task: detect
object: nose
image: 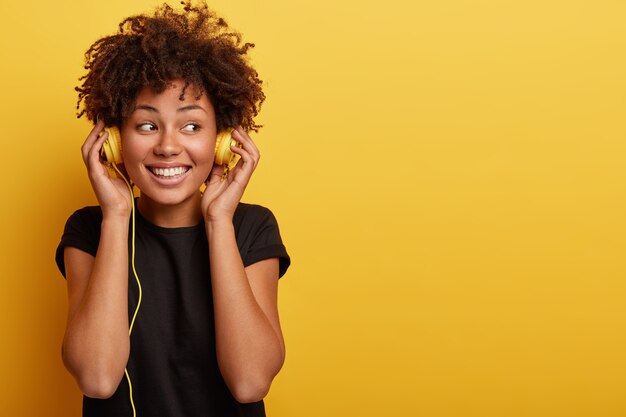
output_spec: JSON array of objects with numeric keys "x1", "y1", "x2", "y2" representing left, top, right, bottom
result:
[{"x1": 153, "y1": 129, "x2": 182, "y2": 157}]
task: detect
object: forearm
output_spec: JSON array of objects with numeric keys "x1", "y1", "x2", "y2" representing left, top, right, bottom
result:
[
  {"x1": 63, "y1": 216, "x2": 131, "y2": 397},
  {"x1": 207, "y1": 219, "x2": 284, "y2": 402}
]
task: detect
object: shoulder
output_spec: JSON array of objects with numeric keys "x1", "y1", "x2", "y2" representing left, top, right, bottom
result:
[
  {"x1": 233, "y1": 202, "x2": 281, "y2": 240},
  {"x1": 63, "y1": 205, "x2": 104, "y2": 243},
  {"x1": 232, "y1": 203, "x2": 291, "y2": 277},
  {"x1": 66, "y1": 205, "x2": 103, "y2": 227},
  {"x1": 234, "y1": 202, "x2": 276, "y2": 225},
  {"x1": 55, "y1": 205, "x2": 103, "y2": 277}
]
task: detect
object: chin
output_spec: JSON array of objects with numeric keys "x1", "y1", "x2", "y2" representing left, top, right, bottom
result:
[{"x1": 138, "y1": 187, "x2": 202, "y2": 207}]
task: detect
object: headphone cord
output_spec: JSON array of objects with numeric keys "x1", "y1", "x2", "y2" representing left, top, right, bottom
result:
[{"x1": 111, "y1": 163, "x2": 142, "y2": 417}]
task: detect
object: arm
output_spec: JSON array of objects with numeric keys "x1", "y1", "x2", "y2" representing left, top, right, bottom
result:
[
  {"x1": 201, "y1": 127, "x2": 285, "y2": 403},
  {"x1": 207, "y1": 222, "x2": 285, "y2": 403},
  {"x1": 62, "y1": 121, "x2": 133, "y2": 398},
  {"x1": 63, "y1": 217, "x2": 130, "y2": 398}
]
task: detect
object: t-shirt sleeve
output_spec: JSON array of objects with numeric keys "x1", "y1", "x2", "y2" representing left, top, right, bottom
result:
[
  {"x1": 234, "y1": 204, "x2": 291, "y2": 278},
  {"x1": 55, "y1": 206, "x2": 103, "y2": 278}
]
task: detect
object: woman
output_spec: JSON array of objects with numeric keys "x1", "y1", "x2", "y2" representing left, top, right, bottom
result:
[{"x1": 55, "y1": 2, "x2": 290, "y2": 416}]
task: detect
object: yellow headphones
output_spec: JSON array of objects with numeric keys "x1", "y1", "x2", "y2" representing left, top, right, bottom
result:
[{"x1": 100, "y1": 126, "x2": 241, "y2": 173}]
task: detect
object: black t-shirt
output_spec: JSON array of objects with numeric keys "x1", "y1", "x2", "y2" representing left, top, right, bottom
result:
[{"x1": 55, "y1": 202, "x2": 290, "y2": 417}]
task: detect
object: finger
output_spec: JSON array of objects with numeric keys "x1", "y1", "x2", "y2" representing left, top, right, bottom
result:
[
  {"x1": 229, "y1": 142, "x2": 257, "y2": 172},
  {"x1": 227, "y1": 147, "x2": 254, "y2": 188},
  {"x1": 81, "y1": 119, "x2": 106, "y2": 162},
  {"x1": 87, "y1": 129, "x2": 109, "y2": 170},
  {"x1": 232, "y1": 127, "x2": 260, "y2": 160},
  {"x1": 232, "y1": 126, "x2": 258, "y2": 153},
  {"x1": 206, "y1": 164, "x2": 225, "y2": 185}
]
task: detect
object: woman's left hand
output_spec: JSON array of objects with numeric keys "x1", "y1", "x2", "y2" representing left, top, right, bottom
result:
[{"x1": 201, "y1": 126, "x2": 260, "y2": 222}]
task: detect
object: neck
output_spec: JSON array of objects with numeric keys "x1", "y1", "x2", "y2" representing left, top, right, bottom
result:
[{"x1": 136, "y1": 192, "x2": 203, "y2": 228}]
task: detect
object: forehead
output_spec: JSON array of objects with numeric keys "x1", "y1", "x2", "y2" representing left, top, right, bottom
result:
[{"x1": 133, "y1": 80, "x2": 213, "y2": 111}]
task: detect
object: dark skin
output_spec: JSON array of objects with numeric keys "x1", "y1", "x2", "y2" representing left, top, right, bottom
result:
[
  {"x1": 64, "y1": 81, "x2": 283, "y2": 402},
  {"x1": 65, "y1": 1, "x2": 282, "y2": 402}
]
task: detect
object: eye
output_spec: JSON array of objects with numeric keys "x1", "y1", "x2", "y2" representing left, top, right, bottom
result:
[
  {"x1": 137, "y1": 122, "x2": 157, "y2": 132},
  {"x1": 182, "y1": 123, "x2": 201, "y2": 132}
]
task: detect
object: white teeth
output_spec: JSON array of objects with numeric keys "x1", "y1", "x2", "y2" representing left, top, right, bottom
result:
[{"x1": 151, "y1": 167, "x2": 188, "y2": 177}]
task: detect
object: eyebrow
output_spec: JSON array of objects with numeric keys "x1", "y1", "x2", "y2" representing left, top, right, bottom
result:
[{"x1": 133, "y1": 104, "x2": 207, "y2": 113}]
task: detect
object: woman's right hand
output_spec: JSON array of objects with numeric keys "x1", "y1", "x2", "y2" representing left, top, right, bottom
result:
[{"x1": 81, "y1": 120, "x2": 133, "y2": 218}]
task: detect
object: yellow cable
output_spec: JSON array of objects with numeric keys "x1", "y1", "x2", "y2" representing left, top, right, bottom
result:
[
  {"x1": 111, "y1": 163, "x2": 142, "y2": 417},
  {"x1": 124, "y1": 368, "x2": 136, "y2": 417}
]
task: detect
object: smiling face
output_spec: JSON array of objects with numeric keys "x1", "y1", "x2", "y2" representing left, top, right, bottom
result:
[{"x1": 120, "y1": 79, "x2": 217, "y2": 226}]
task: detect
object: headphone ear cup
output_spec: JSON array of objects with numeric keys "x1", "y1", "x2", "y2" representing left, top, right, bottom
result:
[
  {"x1": 101, "y1": 127, "x2": 123, "y2": 165},
  {"x1": 214, "y1": 130, "x2": 241, "y2": 171}
]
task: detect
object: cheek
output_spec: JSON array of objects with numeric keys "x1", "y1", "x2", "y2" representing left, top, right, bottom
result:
[
  {"x1": 190, "y1": 147, "x2": 215, "y2": 184},
  {"x1": 192, "y1": 141, "x2": 216, "y2": 166},
  {"x1": 120, "y1": 142, "x2": 149, "y2": 179}
]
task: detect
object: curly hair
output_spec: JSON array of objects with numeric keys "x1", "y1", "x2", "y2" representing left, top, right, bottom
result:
[{"x1": 75, "y1": 1, "x2": 265, "y2": 132}]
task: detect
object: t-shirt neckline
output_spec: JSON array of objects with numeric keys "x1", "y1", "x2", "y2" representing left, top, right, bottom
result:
[{"x1": 133, "y1": 199, "x2": 205, "y2": 235}]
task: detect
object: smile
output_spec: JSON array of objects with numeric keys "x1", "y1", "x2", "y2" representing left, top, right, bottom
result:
[{"x1": 148, "y1": 166, "x2": 190, "y2": 179}]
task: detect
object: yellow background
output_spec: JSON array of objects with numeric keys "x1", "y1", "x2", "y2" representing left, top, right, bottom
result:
[{"x1": 1, "y1": 0, "x2": 625, "y2": 416}]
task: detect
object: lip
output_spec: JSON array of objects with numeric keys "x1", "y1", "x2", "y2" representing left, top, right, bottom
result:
[{"x1": 145, "y1": 164, "x2": 192, "y2": 186}]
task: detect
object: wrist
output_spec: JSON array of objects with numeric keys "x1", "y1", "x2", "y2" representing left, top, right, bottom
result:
[
  {"x1": 101, "y1": 211, "x2": 131, "y2": 225},
  {"x1": 101, "y1": 200, "x2": 133, "y2": 220},
  {"x1": 203, "y1": 209, "x2": 233, "y2": 225},
  {"x1": 205, "y1": 217, "x2": 234, "y2": 234}
]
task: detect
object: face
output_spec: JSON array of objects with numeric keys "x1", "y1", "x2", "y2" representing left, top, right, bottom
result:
[{"x1": 120, "y1": 79, "x2": 216, "y2": 219}]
